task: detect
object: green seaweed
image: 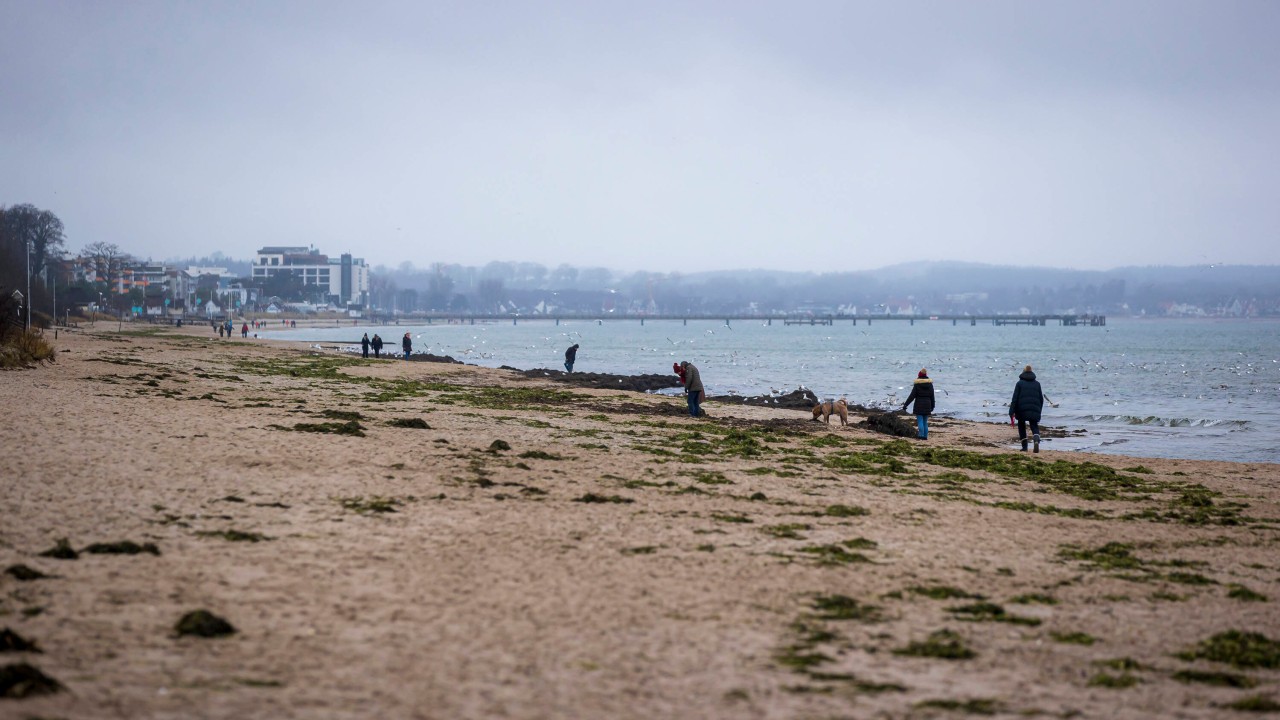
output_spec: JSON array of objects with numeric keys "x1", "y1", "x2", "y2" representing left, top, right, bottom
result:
[
  {"x1": 1170, "y1": 669, "x2": 1256, "y2": 688},
  {"x1": 915, "y1": 698, "x2": 1001, "y2": 715},
  {"x1": 1177, "y1": 631, "x2": 1280, "y2": 669},
  {"x1": 893, "y1": 629, "x2": 975, "y2": 660},
  {"x1": 948, "y1": 602, "x2": 1041, "y2": 626},
  {"x1": 908, "y1": 585, "x2": 985, "y2": 600},
  {"x1": 811, "y1": 594, "x2": 881, "y2": 622},
  {"x1": 196, "y1": 529, "x2": 270, "y2": 542},
  {"x1": 1050, "y1": 631, "x2": 1096, "y2": 645},
  {"x1": 338, "y1": 496, "x2": 402, "y2": 513},
  {"x1": 762, "y1": 524, "x2": 810, "y2": 539},
  {"x1": 1009, "y1": 593, "x2": 1057, "y2": 605},
  {"x1": 1227, "y1": 585, "x2": 1268, "y2": 602},
  {"x1": 799, "y1": 544, "x2": 871, "y2": 566},
  {"x1": 277, "y1": 420, "x2": 366, "y2": 437},
  {"x1": 824, "y1": 504, "x2": 870, "y2": 518},
  {"x1": 1227, "y1": 695, "x2": 1280, "y2": 712}
]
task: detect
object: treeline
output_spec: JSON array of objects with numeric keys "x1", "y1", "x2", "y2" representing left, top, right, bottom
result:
[
  {"x1": 369, "y1": 260, "x2": 1280, "y2": 316},
  {"x1": 0, "y1": 204, "x2": 66, "y2": 326}
]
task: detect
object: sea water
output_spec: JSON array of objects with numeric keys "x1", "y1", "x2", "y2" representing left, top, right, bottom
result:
[{"x1": 262, "y1": 318, "x2": 1280, "y2": 463}]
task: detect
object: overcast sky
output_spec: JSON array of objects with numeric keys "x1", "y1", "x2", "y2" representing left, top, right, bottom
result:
[{"x1": 3, "y1": 1, "x2": 1278, "y2": 273}]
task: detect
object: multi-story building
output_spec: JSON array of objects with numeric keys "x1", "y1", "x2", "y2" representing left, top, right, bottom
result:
[{"x1": 251, "y1": 246, "x2": 368, "y2": 307}]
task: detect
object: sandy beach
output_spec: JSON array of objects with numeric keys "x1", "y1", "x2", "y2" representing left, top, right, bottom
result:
[{"x1": 2, "y1": 325, "x2": 1278, "y2": 719}]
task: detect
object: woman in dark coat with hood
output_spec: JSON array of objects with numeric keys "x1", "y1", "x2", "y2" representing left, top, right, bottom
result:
[
  {"x1": 902, "y1": 369, "x2": 935, "y2": 440},
  {"x1": 1010, "y1": 364, "x2": 1046, "y2": 452}
]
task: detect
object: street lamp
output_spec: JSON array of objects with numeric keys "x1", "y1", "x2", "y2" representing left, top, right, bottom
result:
[{"x1": 25, "y1": 232, "x2": 31, "y2": 330}]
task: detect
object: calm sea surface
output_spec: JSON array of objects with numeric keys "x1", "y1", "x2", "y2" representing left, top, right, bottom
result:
[{"x1": 262, "y1": 318, "x2": 1280, "y2": 463}]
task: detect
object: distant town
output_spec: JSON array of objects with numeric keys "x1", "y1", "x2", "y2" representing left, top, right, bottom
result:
[{"x1": 4, "y1": 203, "x2": 1279, "y2": 326}]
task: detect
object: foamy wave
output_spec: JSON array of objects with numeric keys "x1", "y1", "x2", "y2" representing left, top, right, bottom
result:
[{"x1": 1079, "y1": 414, "x2": 1250, "y2": 429}]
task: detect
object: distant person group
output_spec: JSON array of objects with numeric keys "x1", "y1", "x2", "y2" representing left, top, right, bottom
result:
[
  {"x1": 351, "y1": 334, "x2": 1056, "y2": 448},
  {"x1": 899, "y1": 364, "x2": 1056, "y2": 451}
]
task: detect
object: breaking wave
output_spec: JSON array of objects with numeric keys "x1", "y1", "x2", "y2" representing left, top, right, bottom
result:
[{"x1": 1077, "y1": 414, "x2": 1250, "y2": 429}]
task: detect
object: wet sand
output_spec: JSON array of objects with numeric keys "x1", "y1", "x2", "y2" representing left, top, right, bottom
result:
[{"x1": 1, "y1": 325, "x2": 1278, "y2": 718}]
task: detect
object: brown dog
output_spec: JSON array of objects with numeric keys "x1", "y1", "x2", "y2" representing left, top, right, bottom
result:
[{"x1": 811, "y1": 398, "x2": 848, "y2": 426}]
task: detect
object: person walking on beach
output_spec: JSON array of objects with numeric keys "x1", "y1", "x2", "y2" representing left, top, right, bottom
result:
[
  {"x1": 361, "y1": 333, "x2": 370, "y2": 358},
  {"x1": 241, "y1": 323, "x2": 249, "y2": 338},
  {"x1": 564, "y1": 344, "x2": 579, "y2": 373},
  {"x1": 371, "y1": 333, "x2": 383, "y2": 358},
  {"x1": 902, "y1": 368, "x2": 935, "y2": 440},
  {"x1": 1010, "y1": 364, "x2": 1048, "y2": 452},
  {"x1": 402, "y1": 332, "x2": 413, "y2": 359},
  {"x1": 679, "y1": 360, "x2": 703, "y2": 418}
]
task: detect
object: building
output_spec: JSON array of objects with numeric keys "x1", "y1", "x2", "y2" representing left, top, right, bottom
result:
[{"x1": 252, "y1": 246, "x2": 368, "y2": 306}]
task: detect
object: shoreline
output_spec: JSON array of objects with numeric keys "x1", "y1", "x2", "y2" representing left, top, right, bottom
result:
[{"x1": 2, "y1": 325, "x2": 1278, "y2": 718}]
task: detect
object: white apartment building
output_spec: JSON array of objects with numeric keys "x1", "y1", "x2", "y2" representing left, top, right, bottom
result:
[{"x1": 252, "y1": 246, "x2": 369, "y2": 306}]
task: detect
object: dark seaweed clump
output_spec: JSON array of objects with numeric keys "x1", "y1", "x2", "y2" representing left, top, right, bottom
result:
[
  {"x1": 3, "y1": 565, "x2": 47, "y2": 581},
  {"x1": 38, "y1": 538, "x2": 78, "y2": 560},
  {"x1": 573, "y1": 493, "x2": 634, "y2": 504},
  {"x1": 0, "y1": 662, "x2": 63, "y2": 697},
  {"x1": 83, "y1": 540, "x2": 161, "y2": 556},
  {"x1": 175, "y1": 610, "x2": 236, "y2": 638},
  {"x1": 0, "y1": 628, "x2": 41, "y2": 653},
  {"x1": 388, "y1": 417, "x2": 430, "y2": 429}
]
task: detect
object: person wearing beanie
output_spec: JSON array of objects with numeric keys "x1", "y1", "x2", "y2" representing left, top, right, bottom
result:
[
  {"x1": 564, "y1": 343, "x2": 580, "y2": 373},
  {"x1": 1010, "y1": 364, "x2": 1047, "y2": 452},
  {"x1": 901, "y1": 368, "x2": 935, "y2": 440}
]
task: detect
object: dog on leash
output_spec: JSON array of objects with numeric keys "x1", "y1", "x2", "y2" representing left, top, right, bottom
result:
[{"x1": 811, "y1": 398, "x2": 849, "y2": 426}]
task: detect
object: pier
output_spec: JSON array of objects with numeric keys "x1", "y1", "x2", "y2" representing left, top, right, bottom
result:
[{"x1": 405, "y1": 313, "x2": 1106, "y2": 327}]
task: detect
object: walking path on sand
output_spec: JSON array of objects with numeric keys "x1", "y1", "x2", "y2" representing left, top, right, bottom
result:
[{"x1": 2, "y1": 325, "x2": 1278, "y2": 718}]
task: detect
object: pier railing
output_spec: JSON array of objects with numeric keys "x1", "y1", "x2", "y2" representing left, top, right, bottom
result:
[{"x1": 396, "y1": 313, "x2": 1106, "y2": 327}]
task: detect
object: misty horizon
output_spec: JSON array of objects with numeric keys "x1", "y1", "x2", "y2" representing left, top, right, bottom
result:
[{"x1": 4, "y1": 2, "x2": 1278, "y2": 273}]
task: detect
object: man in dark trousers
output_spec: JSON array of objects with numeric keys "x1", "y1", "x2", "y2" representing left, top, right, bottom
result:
[
  {"x1": 361, "y1": 333, "x2": 370, "y2": 358},
  {"x1": 564, "y1": 344, "x2": 579, "y2": 373},
  {"x1": 371, "y1": 334, "x2": 383, "y2": 358},
  {"x1": 1010, "y1": 364, "x2": 1047, "y2": 452},
  {"x1": 902, "y1": 368, "x2": 935, "y2": 440}
]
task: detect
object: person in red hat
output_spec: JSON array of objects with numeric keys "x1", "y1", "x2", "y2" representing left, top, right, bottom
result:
[{"x1": 901, "y1": 368, "x2": 935, "y2": 440}]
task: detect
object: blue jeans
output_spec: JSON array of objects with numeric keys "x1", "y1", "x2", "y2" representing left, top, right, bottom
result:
[
  {"x1": 565, "y1": 361, "x2": 574, "y2": 373},
  {"x1": 916, "y1": 415, "x2": 928, "y2": 439},
  {"x1": 687, "y1": 390, "x2": 702, "y2": 418}
]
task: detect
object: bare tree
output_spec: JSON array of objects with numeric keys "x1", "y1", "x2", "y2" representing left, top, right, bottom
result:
[{"x1": 82, "y1": 241, "x2": 130, "y2": 291}]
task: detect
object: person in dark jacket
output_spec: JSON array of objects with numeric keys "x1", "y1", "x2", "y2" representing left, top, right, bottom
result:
[
  {"x1": 679, "y1": 360, "x2": 703, "y2": 418},
  {"x1": 361, "y1": 333, "x2": 370, "y2": 358},
  {"x1": 401, "y1": 332, "x2": 413, "y2": 359},
  {"x1": 902, "y1": 368, "x2": 935, "y2": 440},
  {"x1": 371, "y1": 334, "x2": 383, "y2": 358},
  {"x1": 564, "y1": 344, "x2": 579, "y2": 373},
  {"x1": 1010, "y1": 364, "x2": 1046, "y2": 452}
]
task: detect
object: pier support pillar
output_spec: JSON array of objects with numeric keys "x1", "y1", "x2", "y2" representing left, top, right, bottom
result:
[
  {"x1": 910, "y1": 318, "x2": 914, "y2": 326},
  {"x1": 683, "y1": 318, "x2": 687, "y2": 326},
  {"x1": 556, "y1": 318, "x2": 560, "y2": 326},
  {"x1": 641, "y1": 318, "x2": 644, "y2": 326},
  {"x1": 513, "y1": 317, "x2": 517, "y2": 325}
]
